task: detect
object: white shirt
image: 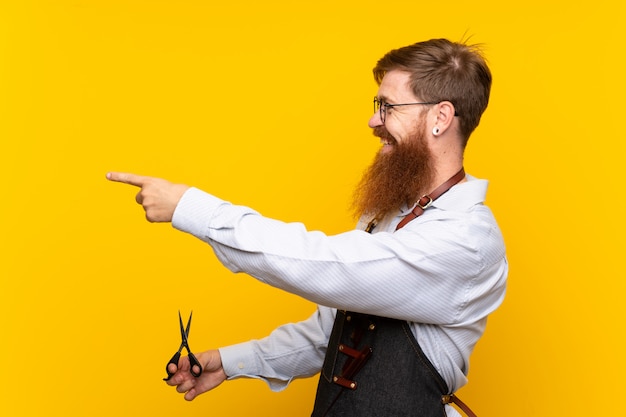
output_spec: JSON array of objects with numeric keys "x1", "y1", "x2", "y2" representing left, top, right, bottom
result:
[{"x1": 172, "y1": 175, "x2": 508, "y2": 408}]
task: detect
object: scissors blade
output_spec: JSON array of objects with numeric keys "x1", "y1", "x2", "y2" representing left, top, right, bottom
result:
[
  {"x1": 186, "y1": 311, "x2": 193, "y2": 338},
  {"x1": 178, "y1": 310, "x2": 192, "y2": 345}
]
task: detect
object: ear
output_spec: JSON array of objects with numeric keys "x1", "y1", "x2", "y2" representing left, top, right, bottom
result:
[{"x1": 430, "y1": 101, "x2": 456, "y2": 136}]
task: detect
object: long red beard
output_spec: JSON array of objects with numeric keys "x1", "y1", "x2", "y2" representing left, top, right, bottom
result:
[{"x1": 352, "y1": 124, "x2": 434, "y2": 220}]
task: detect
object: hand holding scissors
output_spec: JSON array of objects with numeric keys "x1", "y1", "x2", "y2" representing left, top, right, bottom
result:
[{"x1": 164, "y1": 311, "x2": 203, "y2": 381}]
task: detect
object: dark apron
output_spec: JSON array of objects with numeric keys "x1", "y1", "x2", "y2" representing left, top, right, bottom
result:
[
  {"x1": 312, "y1": 170, "x2": 473, "y2": 416},
  {"x1": 311, "y1": 310, "x2": 450, "y2": 417}
]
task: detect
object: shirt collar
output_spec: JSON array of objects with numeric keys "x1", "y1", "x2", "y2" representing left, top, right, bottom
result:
[{"x1": 399, "y1": 174, "x2": 488, "y2": 215}]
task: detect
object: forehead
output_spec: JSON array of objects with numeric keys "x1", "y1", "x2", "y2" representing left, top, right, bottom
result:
[{"x1": 377, "y1": 70, "x2": 417, "y2": 101}]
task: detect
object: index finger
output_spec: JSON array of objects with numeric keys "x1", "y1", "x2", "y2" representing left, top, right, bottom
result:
[{"x1": 106, "y1": 172, "x2": 148, "y2": 187}]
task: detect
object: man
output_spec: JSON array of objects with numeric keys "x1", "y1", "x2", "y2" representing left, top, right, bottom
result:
[{"x1": 108, "y1": 38, "x2": 507, "y2": 416}]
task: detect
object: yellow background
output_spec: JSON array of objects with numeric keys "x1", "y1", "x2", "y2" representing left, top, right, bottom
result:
[{"x1": 1, "y1": 1, "x2": 624, "y2": 416}]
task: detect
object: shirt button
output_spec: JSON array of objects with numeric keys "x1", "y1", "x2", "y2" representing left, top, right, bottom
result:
[{"x1": 238, "y1": 362, "x2": 245, "y2": 369}]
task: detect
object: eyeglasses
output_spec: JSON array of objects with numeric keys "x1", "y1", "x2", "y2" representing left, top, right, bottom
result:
[{"x1": 373, "y1": 97, "x2": 458, "y2": 123}]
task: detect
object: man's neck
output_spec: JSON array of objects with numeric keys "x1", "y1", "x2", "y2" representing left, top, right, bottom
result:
[{"x1": 428, "y1": 162, "x2": 465, "y2": 194}]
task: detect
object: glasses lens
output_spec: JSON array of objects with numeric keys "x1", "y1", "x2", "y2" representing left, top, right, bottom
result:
[{"x1": 374, "y1": 98, "x2": 385, "y2": 123}]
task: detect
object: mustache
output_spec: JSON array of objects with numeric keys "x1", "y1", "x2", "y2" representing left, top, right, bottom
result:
[{"x1": 373, "y1": 126, "x2": 394, "y2": 141}]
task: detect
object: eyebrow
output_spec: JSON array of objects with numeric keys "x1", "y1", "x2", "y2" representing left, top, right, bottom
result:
[{"x1": 377, "y1": 94, "x2": 406, "y2": 105}]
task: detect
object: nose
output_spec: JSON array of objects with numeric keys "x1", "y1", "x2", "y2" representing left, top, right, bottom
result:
[{"x1": 368, "y1": 111, "x2": 383, "y2": 128}]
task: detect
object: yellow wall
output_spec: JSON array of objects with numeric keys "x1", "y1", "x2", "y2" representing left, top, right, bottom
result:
[{"x1": 1, "y1": 1, "x2": 624, "y2": 415}]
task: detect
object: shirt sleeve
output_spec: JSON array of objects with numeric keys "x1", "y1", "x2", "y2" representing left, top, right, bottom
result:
[
  {"x1": 218, "y1": 305, "x2": 335, "y2": 391},
  {"x1": 172, "y1": 186, "x2": 507, "y2": 327}
]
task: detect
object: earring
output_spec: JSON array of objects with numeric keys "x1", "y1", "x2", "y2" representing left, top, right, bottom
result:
[{"x1": 432, "y1": 126, "x2": 440, "y2": 136}]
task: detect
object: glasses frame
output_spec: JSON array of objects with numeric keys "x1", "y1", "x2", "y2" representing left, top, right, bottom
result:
[{"x1": 373, "y1": 97, "x2": 458, "y2": 123}]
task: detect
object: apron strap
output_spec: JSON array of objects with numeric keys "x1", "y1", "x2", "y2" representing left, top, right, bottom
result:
[{"x1": 442, "y1": 394, "x2": 478, "y2": 417}]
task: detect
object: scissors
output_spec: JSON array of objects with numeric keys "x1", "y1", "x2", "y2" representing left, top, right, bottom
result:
[{"x1": 163, "y1": 310, "x2": 203, "y2": 381}]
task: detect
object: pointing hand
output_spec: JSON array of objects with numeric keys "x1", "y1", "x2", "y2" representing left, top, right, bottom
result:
[{"x1": 107, "y1": 172, "x2": 190, "y2": 222}]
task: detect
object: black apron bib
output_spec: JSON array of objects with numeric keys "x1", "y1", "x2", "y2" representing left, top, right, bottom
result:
[{"x1": 311, "y1": 310, "x2": 449, "y2": 417}]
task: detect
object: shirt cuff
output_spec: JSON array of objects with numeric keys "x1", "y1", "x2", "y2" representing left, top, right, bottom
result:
[
  {"x1": 172, "y1": 187, "x2": 225, "y2": 237},
  {"x1": 219, "y1": 341, "x2": 259, "y2": 378},
  {"x1": 219, "y1": 342, "x2": 292, "y2": 392}
]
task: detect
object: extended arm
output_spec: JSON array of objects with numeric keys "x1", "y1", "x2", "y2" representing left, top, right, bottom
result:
[{"x1": 172, "y1": 186, "x2": 507, "y2": 326}]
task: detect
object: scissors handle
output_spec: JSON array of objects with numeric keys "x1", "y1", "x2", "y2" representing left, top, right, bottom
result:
[
  {"x1": 187, "y1": 352, "x2": 203, "y2": 377},
  {"x1": 163, "y1": 351, "x2": 181, "y2": 381}
]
